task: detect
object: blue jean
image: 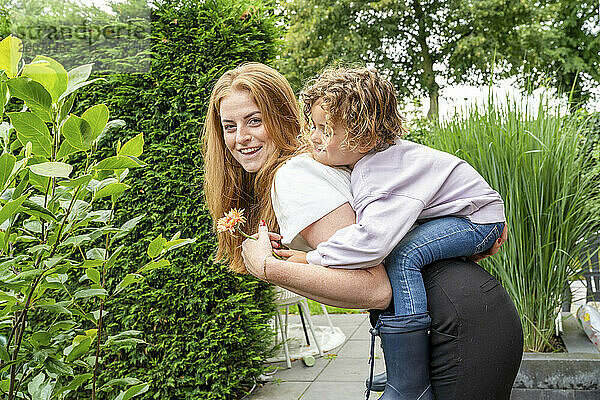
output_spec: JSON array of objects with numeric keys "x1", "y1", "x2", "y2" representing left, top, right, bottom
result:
[{"x1": 384, "y1": 216, "x2": 505, "y2": 316}]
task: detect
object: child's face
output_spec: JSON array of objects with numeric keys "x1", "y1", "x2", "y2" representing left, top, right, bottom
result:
[{"x1": 309, "y1": 99, "x2": 365, "y2": 168}]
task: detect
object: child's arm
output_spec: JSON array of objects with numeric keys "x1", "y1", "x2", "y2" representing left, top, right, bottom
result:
[{"x1": 306, "y1": 193, "x2": 424, "y2": 269}]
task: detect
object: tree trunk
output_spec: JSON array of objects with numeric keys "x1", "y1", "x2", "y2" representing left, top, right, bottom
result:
[{"x1": 413, "y1": 0, "x2": 439, "y2": 121}]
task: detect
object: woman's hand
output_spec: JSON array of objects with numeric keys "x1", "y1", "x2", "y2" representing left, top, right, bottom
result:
[
  {"x1": 242, "y1": 222, "x2": 275, "y2": 280},
  {"x1": 274, "y1": 249, "x2": 308, "y2": 264},
  {"x1": 470, "y1": 223, "x2": 508, "y2": 263}
]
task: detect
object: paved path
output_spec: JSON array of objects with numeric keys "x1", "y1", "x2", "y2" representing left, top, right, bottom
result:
[{"x1": 245, "y1": 313, "x2": 383, "y2": 400}]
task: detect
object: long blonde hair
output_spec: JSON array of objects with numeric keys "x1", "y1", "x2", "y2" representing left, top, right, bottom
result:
[{"x1": 202, "y1": 63, "x2": 304, "y2": 273}]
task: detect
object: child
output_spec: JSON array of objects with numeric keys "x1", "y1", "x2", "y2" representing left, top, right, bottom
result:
[{"x1": 289, "y1": 67, "x2": 506, "y2": 400}]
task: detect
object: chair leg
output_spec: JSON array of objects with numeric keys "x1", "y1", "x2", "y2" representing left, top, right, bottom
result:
[
  {"x1": 300, "y1": 299, "x2": 324, "y2": 356},
  {"x1": 297, "y1": 304, "x2": 311, "y2": 345},
  {"x1": 320, "y1": 303, "x2": 335, "y2": 333},
  {"x1": 276, "y1": 311, "x2": 292, "y2": 368}
]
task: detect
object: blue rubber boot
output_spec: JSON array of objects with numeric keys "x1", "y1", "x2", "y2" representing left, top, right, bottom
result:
[
  {"x1": 365, "y1": 371, "x2": 387, "y2": 392},
  {"x1": 366, "y1": 313, "x2": 433, "y2": 400}
]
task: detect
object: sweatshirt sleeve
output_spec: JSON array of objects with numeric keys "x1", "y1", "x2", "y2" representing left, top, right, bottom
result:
[{"x1": 306, "y1": 192, "x2": 425, "y2": 269}]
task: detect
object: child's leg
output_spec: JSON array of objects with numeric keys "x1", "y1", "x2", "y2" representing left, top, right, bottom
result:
[{"x1": 384, "y1": 216, "x2": 505, "y2": 316}]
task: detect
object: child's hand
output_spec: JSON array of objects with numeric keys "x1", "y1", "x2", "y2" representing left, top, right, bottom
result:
[
  {"x1": 470, "y1": 223, "x2": 508, "y2": 262},
  {"x1": 273, "y1": 249, "x2": 308, "y2": 264}
]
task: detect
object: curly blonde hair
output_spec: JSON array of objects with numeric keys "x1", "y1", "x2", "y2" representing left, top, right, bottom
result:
[
  {"x1": 202, "y1": 63, "x2": 305, "y2": 273},
  {"x1": 300, "y1": 67, "x2": 407, "y2": 152}
]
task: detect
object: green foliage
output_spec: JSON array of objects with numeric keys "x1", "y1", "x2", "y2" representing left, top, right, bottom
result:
[
  {"x1": 0, "y1": 0, "x2": 151, "y2": 75},
  {"x1": 0, "y1": 36, "x2": 195, "y2": 399},
  {"x1": 427, "y1": 97, "x2": 600, "y2": 351},
  {"x1": 501, "y1": 1, "x2": 600, "y2": 108},
  {"x1": 277, "y1": 0, "x2": 535, "y2": 120},
  {"x1": 66, "y1": 0, "x2": 281, "y2": 399}
]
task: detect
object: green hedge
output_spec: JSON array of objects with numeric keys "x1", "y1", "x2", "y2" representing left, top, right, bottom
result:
[{"x1": 71, "y1": 0, "x2": 281, "y2": 398}]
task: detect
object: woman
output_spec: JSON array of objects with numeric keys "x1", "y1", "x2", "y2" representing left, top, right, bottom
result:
[{"x1": 203, "y1": 62, "x2": 523, "y2": 399}]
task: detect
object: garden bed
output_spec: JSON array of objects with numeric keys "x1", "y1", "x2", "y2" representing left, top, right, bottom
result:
[{"x1": 511, "y1": 312, "x2": 600, "y2": 399}]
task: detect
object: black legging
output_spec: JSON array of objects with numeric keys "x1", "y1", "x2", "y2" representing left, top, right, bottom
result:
[{"x1": 370, "y1": 258, "x2": 523, "y2": 400}]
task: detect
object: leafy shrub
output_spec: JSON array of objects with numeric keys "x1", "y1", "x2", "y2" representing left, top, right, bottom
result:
[
  {"x1": 428, "y1": 98, "x2": 600, "y2": 351},
  {"x1": 0, "y1": 35, "x2": 196, "y2": 399},
  {"x1": 67, "y1": 0, "x2": 281, "y2": 399}
]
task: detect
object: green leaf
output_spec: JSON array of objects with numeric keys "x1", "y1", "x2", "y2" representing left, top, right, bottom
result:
[
  {"x1": 0, "y1": 35, "x2": 22, "y2": 79},
  {"x1": 56, "y1": 373, "x2": 92, "y2": 395},
  {"x1": 0, "y1": 344, "x2": 9, "y2": 362},
  {"x1": 114, "y1": 273, "x2": 142, "y2": 295},
  {"x1": 118, "y1": 133, "x2": 144, "y2": 157},
  {"x1": 86, "y1": 268, "x2": 100, "y2": 284},
  {"x1": 58, "y1": 77, "x2": 105, "y2": 102},
  {"x1": 82, "y1": 104, "x2": 109, "y2": 142},
  {"x1": 48, "y1": 320, "x2": 77, "y2": 334},
  {"x1": 6, "y1": 78, "x2": 53, "y2": 121},
  {"x1": 114, "y1": 383, "x2": 149, "y2": 400},
  {"x1": 28, "y1": 372, "x2": 54, "y2": 400},
  {"x1": 93, "y1": 155, "x2": 142, "y2": 170},
  {"x1": 56, "y1": 140, "x2": 79, "y2": 159},
  {"x1": 26, "y1": 56, "x2": 68, "y2": 102},
  {"x1": 0, "y1": 82, "x2": 7, "y2": 115},
  {"x1": 32, "y1": 331, "x2": 51, "y2": 347},
  {"x1": 106, "y1": 245, "x2": 124, "y2": 270},
  {"x1": 0, "y1": 194, "x2": 26, "y2": 226},
  {"x1": 61, "y1": 114, "x2": 92, "y2": 150},
  {"x1": 147, "y1": 235, "x2": 166, "y2": 258},
  {"x1": 73, "y1": 288, "x2": 107, "y2": 299},
  {"x1": 66, "y1": 64, "x2": 92, "y2": 91},
  {"x1": 94, "y1": 182, "x2": 129, "y2": 200},
  {"x1": 113, "y1": 214, "x2": 145, "y2": 241},
  {"x1": 20, "y1": 199, "x2": 57, "y2": 222},
  {"x1": 44, "y1": 357, "x2": 73, "y2": 375},
  {"x1": 7, "y1": 112, "x2": 52, "y2": 157},
  {"x1": 29, "y1": 162, "x2": 73, "y2": 178},
  {"x1": 38, "y1": 303, "x2": 72, "y2": 315},
  {"x1": 164, "y1": 237, "x2": 197, "y2": 252},
  {"x1": 59, "y1": 94, "x2": 75, "y2": 122},
  {"x1": 59, "y1": 234, "x2": 92, "y2": 248},
  {"x1": 138, "y1": 258, "x2": 170, "y2": 273},
  {"x1": 99, "y1": 377, "x2": 141, "y2": 392},
  {"x1": 66, "y1": 336, "x2": 91, "y2": 362},
  {"x1": 0, "y1": 152, "x2": 16, "y2": 189},
  {"x1": 58, "y1": 174, "x2": 93, "y2": 188}
]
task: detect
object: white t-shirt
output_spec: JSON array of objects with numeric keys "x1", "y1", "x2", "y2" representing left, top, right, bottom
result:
[{"x1": 271, "y1": 154, "x2": 352, "y2": 252}]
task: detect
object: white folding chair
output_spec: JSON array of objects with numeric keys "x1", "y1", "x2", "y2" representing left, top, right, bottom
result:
[{"x1": 273, "y1": 286, "x2": 329, "y2": 368}]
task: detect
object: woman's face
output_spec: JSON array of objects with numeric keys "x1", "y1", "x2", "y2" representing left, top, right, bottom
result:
[{"x1": 220, "y1": 90, "x2": 275, "y2": 173}]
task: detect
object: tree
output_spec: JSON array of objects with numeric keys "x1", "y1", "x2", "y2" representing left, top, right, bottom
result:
[
  {"x1": 503, "y1": 1, "x2": 600, "y2": 108},
  {"x1": 278, "y1": 0, "x2": 535, "y2": 120},
  {"x1": 279, "y1": 0, "x2": 599, "y2": 119}
]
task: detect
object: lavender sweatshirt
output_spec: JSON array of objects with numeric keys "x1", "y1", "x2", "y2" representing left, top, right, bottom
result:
[{"x1": 305, "y1": 140, "x2": 505, "y2": 269}]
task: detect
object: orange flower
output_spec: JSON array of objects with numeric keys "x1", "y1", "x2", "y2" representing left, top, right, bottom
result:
[
  {"x1": 217, "y1": 208, "x2": 246, "y2": 234},
  {"x1": 227, "y1": 208, "x2": 246, "y2": 225}
]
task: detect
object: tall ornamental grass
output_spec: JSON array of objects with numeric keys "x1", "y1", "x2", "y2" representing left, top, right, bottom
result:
[{"x1": 428, "y1": 98, "x2": 600, "y2": 352}]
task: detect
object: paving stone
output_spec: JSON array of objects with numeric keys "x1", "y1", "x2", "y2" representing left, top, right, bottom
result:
[
  {"x1": 246, "y1": 381, "x2": 310, "y2": 400},
  {"x1": 542, "y1": 390, "x2": 575, "y2": 399},
  {"x1": 317, "y1": 356, "x2": 372, "y2": 382},
  {"x1": 265, "y1": 358, "x2": 330, "y2": 382},
  {"x1": 336, "y1": 337, "x2": 384, "y2": 360},
  {"x1": 349, "y1": 319, "x2": 373, "y2": 341},
  {"x1": 511, "y1": 388, "x2": 543, "y2": 399},
  {"x1": 301, "y1": 381, "x2": 369, "y2": 399},
  {"x1": 574, "y1": 390, "x2": 600, "y2": 399}
]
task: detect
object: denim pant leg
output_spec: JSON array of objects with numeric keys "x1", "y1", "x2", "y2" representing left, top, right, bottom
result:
[{"x1": 384, "y1": 216, "x2": 505, "y2": 316}]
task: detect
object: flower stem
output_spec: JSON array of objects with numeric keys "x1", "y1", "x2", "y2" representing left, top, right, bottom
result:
[{"x1": 236, "y1": 227, "x2": 257, "y2": 240}]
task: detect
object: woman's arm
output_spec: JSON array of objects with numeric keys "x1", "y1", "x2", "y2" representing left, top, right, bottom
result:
[{"x1": 242, "y1": 203, "x2": 392, "y2": 310}]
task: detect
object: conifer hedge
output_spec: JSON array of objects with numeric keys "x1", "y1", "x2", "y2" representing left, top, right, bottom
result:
[{"x1": 72, "y1": 0, "x2": 280, "y2": 398}]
